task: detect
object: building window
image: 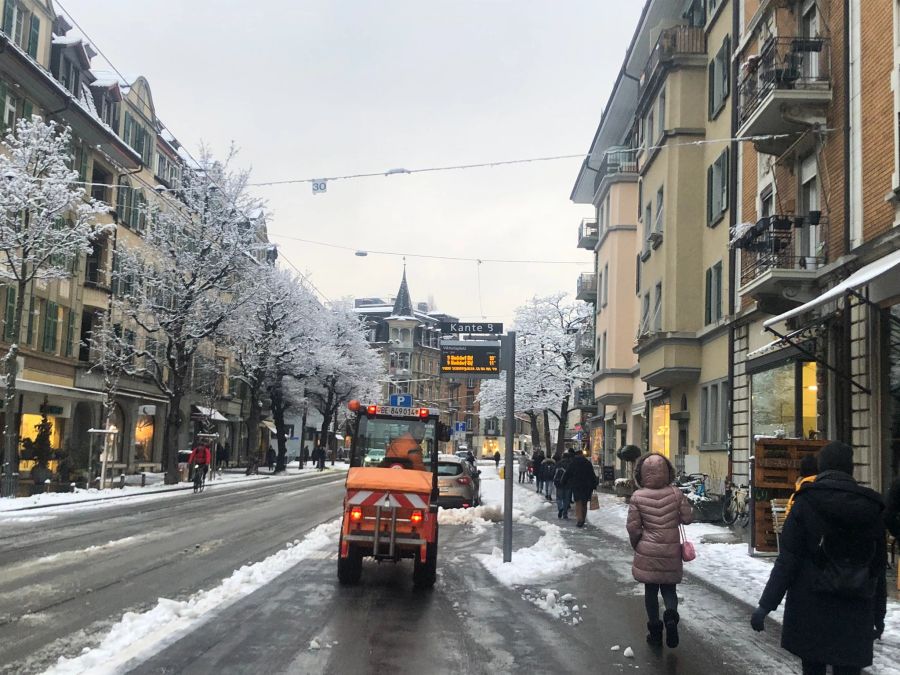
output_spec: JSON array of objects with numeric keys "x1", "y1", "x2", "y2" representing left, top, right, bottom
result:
[
  {"x1": 706, "y1": 148, "x2": 730, "y2": 226},
  {"x1": 640, "y1": 292, "x2": 650, "y2": 336},
  {"x1": 799, "y1": 154, "x2": 820, "y2": 262},
  {"x1": 657, "y1": 88, "x2": 666, "y2": 139},
  {"x1": 750, "y1": 361, "x2": 819, "y2": 439},
  {"x1": 123, "y1": 111, "x2": 152, "y2": 165},
  {"x1": 64, "y1": 308, "x2": 76, "y2": 357},
  {"x1": 700, "y1": 380, "x2": 727, "y2": 446},
  {"x1": 653, "y1": 282, "x2": 663, "y2": 332},
  {"x1": 708, "y1": 35, "x2": 731, "y2": 119},
  {"x1": 635, "y1": 253, "x2": 641, "y2": 295},
  {"x1": 654, "y1": 187, "x2": 664, "y2": 234},
  {"x1": 601, "y1": 331, "x2": 608, "y2": 370},
  {"x1": 602, "y1": 262, "x2": 609, "y2": 306},
  {"x1": 705, "y1": 261, "x2": 723, "y2": 325},
  {"x1": 2, "y1": 1, "x2": 38, "y2": 56},
  {"x1": 25, "y1": 295, "x2": 34, "y2": 346},
  {"x1": 647, "y1": 109, "x2": 655, "y2": 148},
  {"x1": 59, "y1": 56, "x2": 81, "y2": 96},
  {"x1": 0, "y1": 80, "x2": 18, "y2": 131}
]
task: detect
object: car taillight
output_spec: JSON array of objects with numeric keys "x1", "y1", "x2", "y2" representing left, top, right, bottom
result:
[
  {"x1": 456, "y1": 476, "x2": 470, "y2": 485},
  {"x1": 410, "y1": 510, "x2": 424, "y2": 524},
  {"x1": 350, "y1": 506, "x2": 363, "y2": 522}
]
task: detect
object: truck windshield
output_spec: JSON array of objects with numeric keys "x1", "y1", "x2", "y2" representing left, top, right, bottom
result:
[{"x1": 356, "y1": 416, "x2": 437, "y2": 471}]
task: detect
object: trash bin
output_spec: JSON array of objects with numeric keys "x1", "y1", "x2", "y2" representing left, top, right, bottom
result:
[
  {"x1": 499, "y1": 464, "x2": 505, "y2": 480},
  {"x1": 178, "y1": 463, "x2": 189, "y2": 482}
]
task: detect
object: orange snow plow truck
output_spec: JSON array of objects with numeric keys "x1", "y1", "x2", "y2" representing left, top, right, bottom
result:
[{"x1": 338, "y1": 401, "x2": 450, "y2": 588}]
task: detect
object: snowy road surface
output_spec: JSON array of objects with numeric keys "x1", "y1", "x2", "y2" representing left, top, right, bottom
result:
[
  {"x1": 0, "y1": 470, "x2": 346, "y2": 674},
  {"x1": 5, "y1": 468, "x2": 896, "y2": 674}
]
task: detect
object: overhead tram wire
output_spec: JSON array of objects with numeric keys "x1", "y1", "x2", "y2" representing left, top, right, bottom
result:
[{"x1": 266, "y1": 234, "x2": 592, "y2": 266}]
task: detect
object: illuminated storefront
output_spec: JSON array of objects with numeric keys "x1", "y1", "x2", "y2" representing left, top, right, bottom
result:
[
  {"x1": 750, "y1": 361, "x2": 819, "y2": 440},
  {"x1": 650, "y1": 401, "x2": 671, "y2": 458},
  {"x1": 134, "y1": 414, "x2": 155, "y2": 462}
]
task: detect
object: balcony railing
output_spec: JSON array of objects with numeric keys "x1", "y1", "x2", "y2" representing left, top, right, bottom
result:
[
  {"x1": 734, "y1": 214, "x2": 827, "y2": 287},
  {"x1": 574, "y1": 386, "x2": 595, "y2": 409},
  {"x1": 593, "y1": 146, "x2": 638, "y2": 196},
  {"x1": 574, "y1": 329, "x2": 594, "y2": 357},
  {"x1": 577, "y1": 218, "x2": 599, "y2": 249},
  {"x1": 639, "y1": 26, "x2": 706, "y2": 95},
  {"x1": 738, "y1": 36, "x2": 832, "y2": 126},
  {"x1": 576, "y1": 273, "x2": 598, "y2": 302}
]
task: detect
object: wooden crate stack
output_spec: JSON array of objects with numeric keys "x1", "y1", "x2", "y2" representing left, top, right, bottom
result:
[{"x1": 752, "y1": 438, "x2": 826, "y2": 553}]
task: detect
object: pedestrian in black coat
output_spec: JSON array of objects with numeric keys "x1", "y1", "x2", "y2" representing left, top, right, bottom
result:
[
  {"x1": 531, "y1": 450, "x2": 545, "y2": 493},
  {"x1": 751, "y1": 442, "x2": 886, "y2": 674},
  {"x1": 885, "y1": 476, "x2": 900, "y2": 538},
  {"x1": 559, "y1": 452, "x2": 598, "y2": 527}
]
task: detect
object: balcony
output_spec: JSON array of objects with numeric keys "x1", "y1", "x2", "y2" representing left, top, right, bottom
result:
[
  {"x1": 574, "y1": 329, "x2": 594, "y2": 358},
  {"x1": 573, "y1": 386, "x2": 596, "y2": 411},
  {"x1": 592, "y1": 146, "x2": 639, "y2": 198},
  {"x1": 738, "y1": 37, "x2": 832, "y2": 155},
  {"x1": 577, "y1": 218, "x2": 599, "y2": 250},
  {"x1": 576, "y1": 273, "x2": 598, "y2": 303},
  {"x1": 593, "y1": 370, "x2": 634, "y2": 407},
  {"x1": 733, "y1": 214, "x2": 826, "y2": 313},
  {"x1": 635, "y1": 334, "x2": 701, "y2": 389},
  {"x1": 639, "y1": 26, "x2": 706, "y2": 98}
]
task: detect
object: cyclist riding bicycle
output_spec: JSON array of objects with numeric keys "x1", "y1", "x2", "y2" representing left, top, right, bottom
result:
[{"x1": 188, "y1": 442, "x2": 211, "y2": 486}]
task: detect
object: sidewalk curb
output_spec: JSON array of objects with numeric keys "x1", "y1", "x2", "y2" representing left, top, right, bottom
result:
[{"x1": 0, "y1": 470, "x2": 345, "y2": 513}]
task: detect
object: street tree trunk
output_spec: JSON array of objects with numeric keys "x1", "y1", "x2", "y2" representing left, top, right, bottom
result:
[
  {"x1": 554, "y1": 397, "x2": 570, "y2": 459},
  {"x1": 2, "y1": 277, "x2": 28, "y2": 497},
  {"x1": 318, "y1": 383, "x2": 335, "y2": 450},
  {"x1": 163, "y1": 390, "x2": 184, "y2": 485},
  {"x1": 270, "y1": 373, "x2": 289, "y2": 473},
  {"x1": 542, "y1": 410, "x2": 552, "y2": 457},
  {"x1": 331, "y1": 413, "x2": 339, "y2": 465},
  {"x1": 527, "y1": 411, "x2": 541, "y2": 453},
  {"x1": 245, "y1": 381, "x2": 262, "y2": 468}
]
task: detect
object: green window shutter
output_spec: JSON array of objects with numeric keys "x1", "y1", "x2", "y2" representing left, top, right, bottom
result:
[
  {"x1": 26, "y1": 296, "x2": 35, "y2": 346},
  {"x1": 0, "y1": 81, "x2": 7, "y2": 133},
  {"x1": 722, "y1": 148, "x2": 730, "y2": 212},
  {"x1": 123, "y1": 112, "x2": 131, "y2": 144},
  {"x1": 64, "y1": 308, "x2": 75, "y2": 357},
  {"x1": 706, "y1": 165, "x2": 713, "y2": 226},
  {"x1": 111, "y1": 252, "x2": 120, "y2": 296},
  {"x1": 2, "y1": 1, "x2": 13, "y2": 35},
  {"x1": 27, "y1": 14, "x2": 39, "y2": 58},
  {"x1": 42, "y1": 301, "x2": 57, "y2": 352},
  {"x1": 708, "y1": 61, "x2": 715, "y2": 119},
  {"x1": 705, "y1": 268, "x2": 712, "y2": 325},
  {"x1": 722, "y1": 37, "x2": 731, "y2": 99},
  {"x1": 4, "y1": 287, "x2": 14, "y2": 341},
  {"x1": 22, "y1": 99, "x2": 32, "y2": 120}
]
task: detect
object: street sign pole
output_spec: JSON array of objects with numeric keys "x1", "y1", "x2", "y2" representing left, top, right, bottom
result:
[{"x1": 503, "y1": 331, "x2": 516, "y2": 563}]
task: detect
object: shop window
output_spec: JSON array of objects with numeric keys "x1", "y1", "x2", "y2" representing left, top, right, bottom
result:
[
  {"x1": 19, "y1": 412, "x2": 62, "y2": 453},
  {"x1": 134, "y1": 414, "x2": 155, "y2": 462},
  {"x1": 651, "y1": 402, "x2": 671, "y2": 458},
  {"x1": 750, "y1": 361, "x2": 819, "y2": 439}
]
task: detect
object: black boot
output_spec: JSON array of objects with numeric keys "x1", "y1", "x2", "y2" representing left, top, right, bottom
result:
[
  {"x1": 646, "y1": 620, "x2": 663, "y2": 646},
  {"x1": 663, "y1": 609, "x2": 679, "y2": 648}
]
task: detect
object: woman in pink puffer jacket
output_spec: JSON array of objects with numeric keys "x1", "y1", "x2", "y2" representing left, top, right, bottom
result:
[{"x1": 626, "y1": 453, "x2": 693, "y2": 649}]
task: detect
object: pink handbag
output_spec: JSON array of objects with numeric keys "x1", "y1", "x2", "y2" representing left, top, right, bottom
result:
[{"x1": 672, "y1": 487, "x2": 696, "y2": 562}]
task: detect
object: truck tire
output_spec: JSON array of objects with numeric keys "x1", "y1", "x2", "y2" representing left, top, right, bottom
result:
[
  {"x1": 413, "y1": 530, "x2": 438, "y2": 589},
  {"x1": 337, "y1": 543, "x2": 363, "y2": 585}
]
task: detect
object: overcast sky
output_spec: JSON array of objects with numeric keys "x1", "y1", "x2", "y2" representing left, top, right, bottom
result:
[{"x1": 62, "y1": 0, "x2": 643, "y2": 323}]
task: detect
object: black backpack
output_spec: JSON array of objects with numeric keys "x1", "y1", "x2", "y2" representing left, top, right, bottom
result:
[
  {"x1": 553, "y1": 465, "x2": 567, "y2": 487},
  {"x1": 811, "y1": 523, "x2": 878, "y2": 600}
]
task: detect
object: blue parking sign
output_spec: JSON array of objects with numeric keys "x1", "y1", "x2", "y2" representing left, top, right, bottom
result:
[{"x1": 389, "y1": 394, "x2": 413, "y2": 408}]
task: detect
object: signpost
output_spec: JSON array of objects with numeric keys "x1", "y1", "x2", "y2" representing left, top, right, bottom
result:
[
  {"x1": 439, "y1": 340, "x2": 501, "y2": 378},
  {"x1": 439, "y1": 322, "x2": 514, "y2": 562}
]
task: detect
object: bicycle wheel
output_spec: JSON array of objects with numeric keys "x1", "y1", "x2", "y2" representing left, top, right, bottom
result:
[
  {"x1": 737, "y1": 502, "x2": 751, "y2": 528},
  {"x1": 722, "y1": 492, "x2": 738, "y2": 525}
]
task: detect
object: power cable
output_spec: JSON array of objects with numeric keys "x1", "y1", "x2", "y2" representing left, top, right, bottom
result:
[{"x1": 266, "y1": 233, "x2": 592, "y2": 266}]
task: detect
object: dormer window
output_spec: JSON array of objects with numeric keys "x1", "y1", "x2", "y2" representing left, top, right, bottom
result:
[
  {"x1": 2, "y1": 1, "x2": 40, "y2": 58},
  {"x1": 59, "y1": 56, "x2": 80, "y2": 95}
]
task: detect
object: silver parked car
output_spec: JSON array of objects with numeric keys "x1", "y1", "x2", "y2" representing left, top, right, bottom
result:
[{"x1": 437, "y1": 454, "x2": 481, "y2": 508}]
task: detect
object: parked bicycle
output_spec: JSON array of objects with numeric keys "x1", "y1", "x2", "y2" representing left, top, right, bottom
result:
[
  {"x1": 192, "y1": 464, "x2": 207, "y2": 493},
  {"x1": 676, "y1": 472, "x2": 709, "y2": 500},
  {"x1": 721, "y1": 480, "x2": 750, "y2": 527}
]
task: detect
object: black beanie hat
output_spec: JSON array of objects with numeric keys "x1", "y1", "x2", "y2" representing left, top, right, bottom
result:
[
  {"x1": 818, "y1": 441, "x2": 854, "y2": 475},
  {"x1": 799, "y1": 454, "x2": 818, "y2": 477}
]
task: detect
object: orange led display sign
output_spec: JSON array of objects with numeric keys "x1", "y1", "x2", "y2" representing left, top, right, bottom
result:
[{"x1": 439, "y1": 340, "x2": 501, "y2": 379}]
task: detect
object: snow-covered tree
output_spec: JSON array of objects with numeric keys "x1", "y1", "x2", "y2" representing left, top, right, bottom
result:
[
  {"x1": 223, "y1": 265, "x2": 320, "y2": 471},
  {"x1": 109, "y1": 151, "x2": 263, "y2": 484},
  {"x1": 307, "y1": 301, "x2": 384, "y2": 454},
  {"x1": 478, "y1": 293, "x2": 592, "y2": 457},
  {"x1": 0, "y1": 116, "x2": 108, "y2": 495}
]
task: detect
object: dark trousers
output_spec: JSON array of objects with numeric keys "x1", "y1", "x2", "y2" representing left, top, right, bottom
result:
[
  {"x1": 518, "y1": 470, "x2": 526, "y2": 483},
  {"x1": 556, "y1": 487, "x2": 571, "y2": 516},
  {"x1": 801, "y1": 663, "x2": 861, "y2": 675},
  {"x1": 644, "y1": 583, "x2": 677, "y2": 621}
]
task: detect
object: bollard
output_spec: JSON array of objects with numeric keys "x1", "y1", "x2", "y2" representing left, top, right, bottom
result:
[
  {"x1": 141, "y1": 472, "x2": 146, "y2": 488},
  {"x1": 119, "y1": 474, "x2": 126, "y2": 490},
  {"x1": 69, "y1": 482, "x2": 76, "y2": 493},
  {"x1": 44, "y1": 478, "x2": 52, "y2": 494}
]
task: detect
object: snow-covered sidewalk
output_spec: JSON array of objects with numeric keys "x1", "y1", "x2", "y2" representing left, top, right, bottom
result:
[
  {"x1": 0, "y1": 464, "x2": 348, "y2": 515},
  {"x1": 586, "y1": 489, "x2": 900, "y2": 675}
]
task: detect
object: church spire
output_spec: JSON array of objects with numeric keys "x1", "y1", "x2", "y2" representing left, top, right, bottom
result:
[{"x1": 391, "y1": 265, "x2": 414, "y2": 317}]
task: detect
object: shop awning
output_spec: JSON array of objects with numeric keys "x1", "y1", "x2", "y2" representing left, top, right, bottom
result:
[
  {"x1": 261, "y1": 420, "x2": 277, "y2": 433},
  {"x1": 3, "y1": 378, "x2": 104, "y2": 402},
  {"x1": 763, "y1": 249, "x2": 900, "y2": 329},
  {"x1": 192, "y1": 405, "x2": 228, "y2": 422}
]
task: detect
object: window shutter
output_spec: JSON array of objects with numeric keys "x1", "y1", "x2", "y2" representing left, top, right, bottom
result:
[
  {"x1": 27, "y1": 14, "x2": 39, "y2": 58},
  {"x1": 706, "y1": 165, "x2": 714, "y2": 225},
  {"x1": 22, "y1": 99, "x2": 32, "y2": 120},
  {"x1": 2, "y1": 1, "x2": 13, "y2": 35},
  {"x1": 0, "y1": 80, "x2": 7, "y2": 132},
  {"x1": 26, "y1": 296, "x2": 35, "y2": 346},
  {"x1": 708, "y1": 61, "x2": 716, "y2": 119},
  {"x1": 722, "y1": 148, "x2": 730, "y2": 212},
  {"x1": 79, "y1": 146, "x2": 89, "y2": 183},
  {"x1": 705, "y1": 268, "x2": 713, "y2": 325},
  {"x1": 722, "y1": 37, "x2": 731, "y2": 98}
]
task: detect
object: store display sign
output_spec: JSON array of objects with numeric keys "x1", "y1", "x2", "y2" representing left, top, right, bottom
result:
[{"x1": 439, "y1": 340, "x2": 501, "y2": 379}]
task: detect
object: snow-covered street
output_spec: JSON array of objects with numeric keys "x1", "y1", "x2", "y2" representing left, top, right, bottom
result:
[{"x1": 10, "y1": 467, "x2": 897, "y2": 674}]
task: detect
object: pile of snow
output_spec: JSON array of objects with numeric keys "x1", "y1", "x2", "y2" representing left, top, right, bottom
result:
[
  {"x1": 47, "y1": 519, "x2": 341, "y2": 674},
  {"x1": 522, "y1": 588, "x2": 583, "y2": 625}
]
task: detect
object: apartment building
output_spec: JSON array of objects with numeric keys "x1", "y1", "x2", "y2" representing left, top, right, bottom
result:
[
  {"x1": 731, "y1": 0, "x2": 900, "y2": 492},
  {"x1": 0, "y1": 1, "x2": 257, "y2": 487},
  {"x1": 573, "y1": 0, "x2": 734, "y2": 490}
]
